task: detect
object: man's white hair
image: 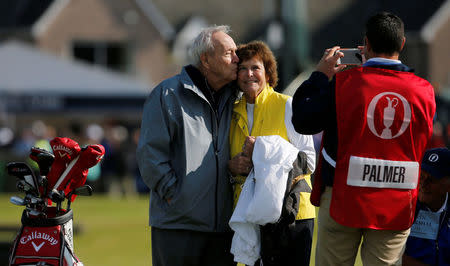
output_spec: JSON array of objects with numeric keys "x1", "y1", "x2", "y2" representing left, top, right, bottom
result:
[{"x1": 188, "y1": 25, "x2": 231, "y2": 67}]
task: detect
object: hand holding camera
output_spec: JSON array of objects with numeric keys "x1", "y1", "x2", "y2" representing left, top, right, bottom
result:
[
  {"x1": 316, "y1": 46, "x2": 366, "y2": 79},
  {"x1": 316, "y1": 46, "x2": 347, "y2": 80}
]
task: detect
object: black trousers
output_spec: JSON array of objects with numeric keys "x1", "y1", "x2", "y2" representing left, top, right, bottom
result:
[
  {"x1": 151, "y1": 227, "x2": 235, "y2": 266},
  {"x1": 259, "y1": 218, "x2": 314, "y2": 266}
]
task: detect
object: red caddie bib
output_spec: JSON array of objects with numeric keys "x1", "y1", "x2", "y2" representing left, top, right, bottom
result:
[{"x1": 331, "y1": 67, "x2": 435, "y2": 230}]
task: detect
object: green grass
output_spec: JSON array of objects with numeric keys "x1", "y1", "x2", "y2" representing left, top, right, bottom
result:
[{"x1": 1, "y1": 193, "x2": 362, "y2": 266}]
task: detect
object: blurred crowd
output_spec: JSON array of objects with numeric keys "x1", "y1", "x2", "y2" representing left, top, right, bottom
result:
[
  {"x1": 0, "y1": 115, "x2": 448, "y2": 196},
  {"x1": 0, "y1": 119, "x2": 149, "y2": 196}
]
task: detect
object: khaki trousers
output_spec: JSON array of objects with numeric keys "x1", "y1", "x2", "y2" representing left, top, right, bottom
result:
[{"x1": 315, "y1": 187, "x2": 410, "y2": 266}]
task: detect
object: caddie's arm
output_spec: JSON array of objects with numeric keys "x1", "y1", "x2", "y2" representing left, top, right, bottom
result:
[
  {"x1": 291, "y1": 46, "x2": 344, "y2": 135},
  {"x1": 316, "y1": 46, "x2": 346, "y2": 80}
]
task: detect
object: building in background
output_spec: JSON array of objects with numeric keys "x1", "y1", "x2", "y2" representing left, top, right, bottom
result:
[
  {"x1": 0, "y1": 0, "x2": 448, "y2": 192},
  {"x1": 1, "y1": 0, "x2": 448, "y2": 92}
]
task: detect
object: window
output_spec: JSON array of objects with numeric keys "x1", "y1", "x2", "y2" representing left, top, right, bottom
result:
[{"x1": 72, "y1": 41, "x2": 127, "y2": 72}]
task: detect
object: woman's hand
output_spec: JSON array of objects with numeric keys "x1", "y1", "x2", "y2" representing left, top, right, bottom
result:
[
  {"x1": 228, "y1": 152, "x2": 253, "y2": 176},
  {"x1": 242, "y1": 136, "x2": 256, "y2": 158}
]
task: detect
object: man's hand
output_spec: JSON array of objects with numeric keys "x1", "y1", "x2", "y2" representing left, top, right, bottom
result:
[
  {"x1": 242, "y1": 136, "x2": 256, "y2": 158},
  {"x1": 228, "y1": 152, "x2": 253, "y2": 176},
  {"x1": 316, "y1": 46, "x2": 347, "y2": 80},
  {"x1": 164, "y1": 180, "x2": 177, "y2": 204}
]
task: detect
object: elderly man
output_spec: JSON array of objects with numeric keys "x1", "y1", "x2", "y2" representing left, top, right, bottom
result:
[{"x1": 136, "y1": 25, "x2": 239, "y2": 266}]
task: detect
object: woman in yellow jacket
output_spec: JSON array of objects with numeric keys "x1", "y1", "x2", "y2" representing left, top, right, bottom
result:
[{"x1": 228, "y1": 41, "x2": 316, "y2": 266}]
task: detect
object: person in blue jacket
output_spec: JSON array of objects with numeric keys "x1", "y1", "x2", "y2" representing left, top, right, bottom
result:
[{"x1": 403, "y1": 147, "x2": 450, "y2": 266}]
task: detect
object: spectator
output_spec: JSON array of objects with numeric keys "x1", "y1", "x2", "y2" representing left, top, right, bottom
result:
[{"x1": 403, "y1": 147, "x2": 450, "y2": 266}]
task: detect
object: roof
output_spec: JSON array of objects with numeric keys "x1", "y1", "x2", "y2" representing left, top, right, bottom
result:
[
  {"x1": 0, "y1": 0, "x2": 53, "y2": 28},
  {"x1": 134, "y1": 0, "x2": 175, "y2": 41},
  {"x1": 0, "y1": 41, "x2": 150, "y2": 97},
  {"x1": 2, "y1": 0, "x2": 174, "y2": 44},
  {"x1": 150, "y1": 0, "x2": 265, "y2": 42}
]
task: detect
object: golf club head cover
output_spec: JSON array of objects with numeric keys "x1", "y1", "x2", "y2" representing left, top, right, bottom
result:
[
  {"x1": 46, "y1": 137, "x2": 81, "y2": 190},
  {"x1": 58, "y1": 144, "x2": 105, "y2": 200},
  {"x1": 67, "y1": 169, "x2": 89, "y2": 202}
]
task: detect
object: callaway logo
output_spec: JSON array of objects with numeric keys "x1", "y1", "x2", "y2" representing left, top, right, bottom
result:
[
  {"x1": 20, "y1": 231, "x2": 58, "y2": 246},
  {"x1": 58, "y1": 151, "x2": 67, "y2": 158},
  {"x1": 52, "y1": 144, "x2": 74, "y2": 156},
  {"x1": 367, "y1": 92, "x2": 411, "y2": 139},
  {"x1": 96, "y1": 155, "x2": 104, "y2": 161},
  {"x1": 31, "y1": 241, "x2": 45, "y2": 252}
]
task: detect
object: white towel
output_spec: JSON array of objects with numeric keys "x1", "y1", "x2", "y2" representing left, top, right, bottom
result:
[{"x1": 229, "y1": 135, "x2": 299, "y2": 265}]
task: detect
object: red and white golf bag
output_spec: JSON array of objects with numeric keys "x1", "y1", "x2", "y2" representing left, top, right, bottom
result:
[
  {"x1": 7, "y1": 137, "x2": 104, "y2": 266},
  {"x1": 8, "y1": 207, "x2": 83, "y2": 266}
]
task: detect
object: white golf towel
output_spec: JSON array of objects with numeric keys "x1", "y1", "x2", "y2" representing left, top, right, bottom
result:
[{"x1": 229, "y1": 135, "x2": 299, "y2": 265}]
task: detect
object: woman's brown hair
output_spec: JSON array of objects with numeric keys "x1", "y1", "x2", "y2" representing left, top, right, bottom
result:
[{"x1": 236, "y1": 40, "x2": 278, "y2": 88}]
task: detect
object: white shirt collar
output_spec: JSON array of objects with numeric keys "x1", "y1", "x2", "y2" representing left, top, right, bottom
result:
[{"x1": 365, "y1": 57, "x2": 401, "y2": 65}]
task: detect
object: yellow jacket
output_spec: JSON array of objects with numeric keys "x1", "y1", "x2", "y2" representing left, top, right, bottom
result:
[{"x1": 229, "y1": 86, "x2": 315, "y2": 220}]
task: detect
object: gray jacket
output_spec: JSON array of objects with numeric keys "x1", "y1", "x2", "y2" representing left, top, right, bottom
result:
[{"x1": 136, "y1": 66, "x2": 236, "y2": 232}]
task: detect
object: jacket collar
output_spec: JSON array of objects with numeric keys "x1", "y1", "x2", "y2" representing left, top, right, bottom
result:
[
  {"x1": 180, "y1": 65, "x2": 237, "y2": 108},
  {"x1": 180, "y1": 66, "x2": 208, "y2": 102},
  {"x1": 363, "y1": 59, "x2": 414, "y2": 72},
  {"x1": 254, "y1": 85, "x2": 274, "y2": 105},
  {"x1": 234, "y1": 85, "x2": 275, "y2": 121}
]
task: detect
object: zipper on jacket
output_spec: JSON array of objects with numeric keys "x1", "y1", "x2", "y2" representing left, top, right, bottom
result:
[
  {"x1": 199, "y1": 83, "x2": 234, "y2": 231},
  {"x1": 434, "y1": 209, "x2": 446, "y2": 265},
  {"x1": 435, "y1": 239, "x2": 439, "y2": 265},
  {"x1": 211, "y1": 108, "x2": 219, "y2": 231}
]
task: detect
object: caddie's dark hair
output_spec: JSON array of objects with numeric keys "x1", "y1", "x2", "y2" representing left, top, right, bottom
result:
[{"x1": 365, "y1": 11, "x2": 404, "y2": 55}]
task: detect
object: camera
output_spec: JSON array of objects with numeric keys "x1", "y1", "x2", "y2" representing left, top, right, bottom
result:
[{"x1": 336, "y1": 48, "x2": 362, "y2": 65}]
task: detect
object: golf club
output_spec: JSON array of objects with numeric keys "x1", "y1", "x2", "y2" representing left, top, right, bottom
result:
[
  {"x1": 50, "y1": 189, "x2": 65, "y2": 214},
  {"x1": 29, "y1": 147, "x2": 55, "y2": 176},
  {"x1": 6, "y1": 162, "x2": 40, "y2": 196},
  {"x1": 25, "y1": 207, "x2": 43, "y2": 217},
  {"x1": 30, "y1": 147, "x2": 55, "y2": 199},
  {"x1": 10, "y1": 196, "x2": 26, "y2": 206},
  {"x1": 67, "y1": 185, "x2": 93, "y2": 210},
  {"x1": 16, "y1": 180, "x2": 36, "y2": 194}
]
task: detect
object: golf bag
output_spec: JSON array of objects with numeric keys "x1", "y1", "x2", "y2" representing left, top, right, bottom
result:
[
  {"x1": 8, "y1": 206, "x2": 83, "y2": 266},
  {"x1": 6, "y1": 137, "x2": 103, "y2": 266}
]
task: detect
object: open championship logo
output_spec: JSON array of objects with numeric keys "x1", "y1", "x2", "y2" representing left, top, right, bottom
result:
[
  {"x1": 367, "y1": 92, "x2": 411, "y2": 139},
  {"x1": 428, "y1": 153, "x2": 439, "y2": 162}
]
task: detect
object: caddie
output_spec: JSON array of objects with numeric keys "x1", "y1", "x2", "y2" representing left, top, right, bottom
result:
[{"x1": 291, "y1": 11, "x2": 436, "y2": 265}]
